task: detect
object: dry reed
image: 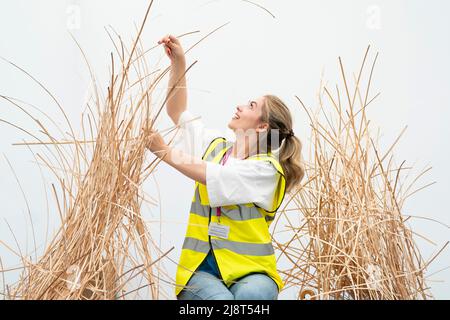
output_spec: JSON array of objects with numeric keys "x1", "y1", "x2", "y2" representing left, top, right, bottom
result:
[
  {"x1": 0, "y1": 1, "x2": 179, "y2": 299},
  {"x1": 274, "y1": 46, "x2": 446, "y2": 300}
]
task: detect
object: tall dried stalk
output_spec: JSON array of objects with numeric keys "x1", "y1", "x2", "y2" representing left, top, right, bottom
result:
[{"x1": 274, "y1": 46, "x2": 444, "y2": 300}]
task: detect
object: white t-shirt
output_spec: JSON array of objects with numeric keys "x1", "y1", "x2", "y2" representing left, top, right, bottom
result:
[{"x1": 172, "y1": 110, "x2": 280, "y2": 211}]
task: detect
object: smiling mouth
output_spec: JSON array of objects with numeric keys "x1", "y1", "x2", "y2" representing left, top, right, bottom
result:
[{"x1": 232, "y1": 113, "x2": 240, "y2": 120}]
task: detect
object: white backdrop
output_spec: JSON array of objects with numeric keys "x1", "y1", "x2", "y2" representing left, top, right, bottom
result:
[{"x1": 0, "y1": 0, "x2": 449, "y2": 299}]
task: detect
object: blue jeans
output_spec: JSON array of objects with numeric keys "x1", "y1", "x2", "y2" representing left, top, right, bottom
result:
[{"x1": 177, "y1": 271, "x2": 279, "y2": 300}]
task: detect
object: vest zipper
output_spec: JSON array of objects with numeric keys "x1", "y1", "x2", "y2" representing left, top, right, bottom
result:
[{"x1": 208, "y1": 207, "x2": 225, "y2": 281}]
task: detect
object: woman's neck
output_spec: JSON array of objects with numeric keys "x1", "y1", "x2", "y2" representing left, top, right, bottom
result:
[{"x1": 231, "y1": 135, "x2": 258, "y2": 159}]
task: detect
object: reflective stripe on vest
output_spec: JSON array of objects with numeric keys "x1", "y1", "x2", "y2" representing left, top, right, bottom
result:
[
  {"x1": 175, "y1": 137, "x2": 286, "y2": 296},
  {"x1": 183, "y1": 237, "x2": 275, "y2": 256}
]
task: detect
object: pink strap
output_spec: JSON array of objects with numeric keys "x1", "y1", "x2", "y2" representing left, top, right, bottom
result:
[{"x1": 216, "y1": 147, "x2": 233, "y2": 219}]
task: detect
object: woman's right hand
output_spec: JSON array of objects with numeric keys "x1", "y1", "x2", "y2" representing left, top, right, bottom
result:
[{"x1": 157, "y1": 34, "x2": 185, "y2": 66}]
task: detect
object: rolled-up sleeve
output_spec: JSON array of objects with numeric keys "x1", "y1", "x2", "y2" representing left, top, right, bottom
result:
[{"x1": 206, "y1": 159, "x2": 280, "y2": 211}]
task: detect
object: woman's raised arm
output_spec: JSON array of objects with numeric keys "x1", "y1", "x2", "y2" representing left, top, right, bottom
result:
[{"x1": 158, "y1": 34, "x2": 187, "y2": 125}]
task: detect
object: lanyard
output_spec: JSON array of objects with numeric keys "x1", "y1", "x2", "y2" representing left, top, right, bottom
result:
[{"x1": 216, "y1": 146, "x2": 233, "y2": 222}]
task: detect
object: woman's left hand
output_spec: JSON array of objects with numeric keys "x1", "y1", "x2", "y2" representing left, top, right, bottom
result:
[{"x1": 145, "y1": 128, "x2": 168, "y2": 157}]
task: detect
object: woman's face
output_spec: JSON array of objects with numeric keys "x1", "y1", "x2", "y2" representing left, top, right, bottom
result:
[{"x1": 227, "y1": 96, "x2": 269, "y2": 133}]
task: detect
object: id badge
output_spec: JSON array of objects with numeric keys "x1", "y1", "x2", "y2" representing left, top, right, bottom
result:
[{"x1": 208, "y1": 222, "x2": 230, "y2": 239}]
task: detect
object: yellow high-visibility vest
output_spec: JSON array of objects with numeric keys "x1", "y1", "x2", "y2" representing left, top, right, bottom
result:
[{"x1": 175, "y1": 137, "x2": 286, "y2": 296}]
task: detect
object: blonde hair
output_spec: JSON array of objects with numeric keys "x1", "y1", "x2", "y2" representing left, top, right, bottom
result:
[{"x1": 261, "y1": 94, "x2": 305, "y2": 193}]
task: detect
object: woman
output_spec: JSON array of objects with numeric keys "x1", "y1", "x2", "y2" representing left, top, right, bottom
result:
[{"x1": 146, "y1": 34, "x2": 304, "y2": 300}]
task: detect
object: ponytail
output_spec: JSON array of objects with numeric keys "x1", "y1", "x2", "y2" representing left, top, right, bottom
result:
[
  {"x1": 279, "y1": 134, "x2": 305, "y2": 193},
  {"x1": 262, "y1": 95, "x2": 305, "y2": 193}
]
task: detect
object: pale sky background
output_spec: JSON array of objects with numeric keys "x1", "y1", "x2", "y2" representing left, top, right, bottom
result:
[{"x1": 0, "y1": 0, "x2": 449, "y2": 299}]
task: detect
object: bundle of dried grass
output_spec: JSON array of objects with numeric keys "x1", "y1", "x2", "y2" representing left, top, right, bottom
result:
[
  {"x1": 274, "y1": 47, "x2": 446, "y2": 300},
  {"x1": 0, "y1": 1, "x2": 180, "y2": 300},
  {"x1": 1, "y1": 0, "x2": 232, "y2": 299},
  {"x1": 0, "y1": 0, "x2": 237, "y2": 299}
]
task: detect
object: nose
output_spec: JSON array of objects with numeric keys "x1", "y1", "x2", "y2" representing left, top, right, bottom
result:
[{"x1": 236, "y1": 106, "x2": 242, "y2": 112}]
